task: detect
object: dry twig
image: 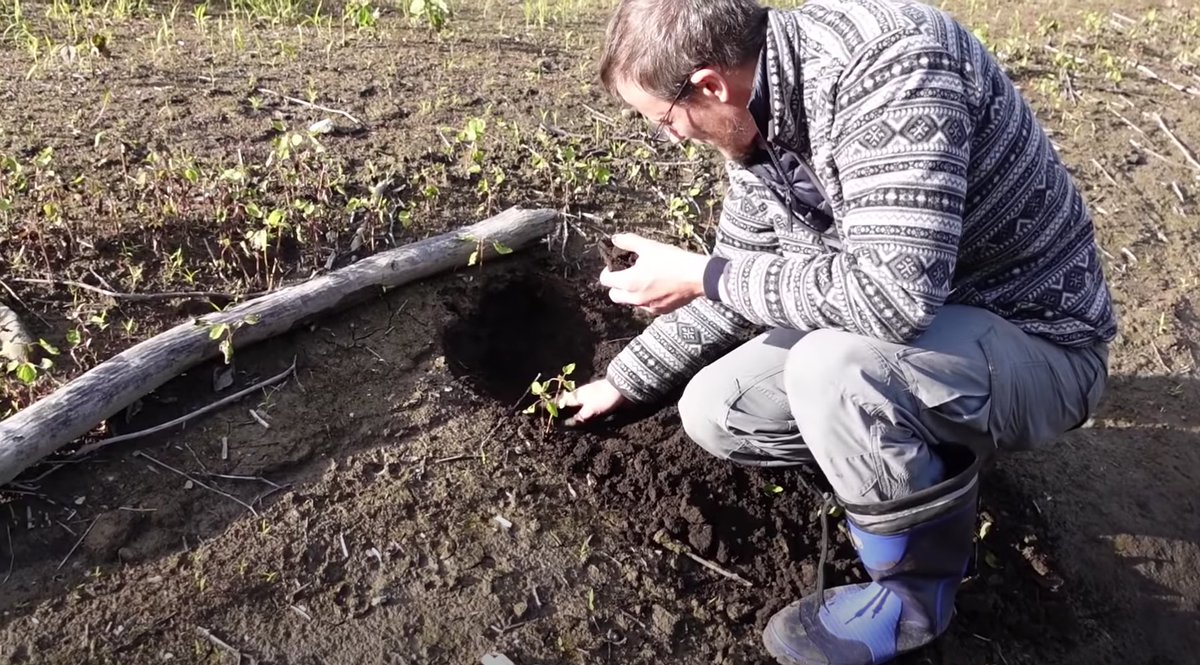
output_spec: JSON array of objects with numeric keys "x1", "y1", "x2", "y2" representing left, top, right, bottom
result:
[
  {"x1": 653, "y1": 529, "x2": 753, "y2": 587},
  {"x1": 11, "y1": 277, "x2": 262, "y2": 303},
  {"x1": 1107, "y1": 106, "x2": 1145, "y2": 136},
  {"x1": 1091, "y1": 159, "x2": 1120, "y2": 187},
  {"x1": 74, "y1": 361, "x2": 296, "y2": 457},
  {"x1": 249, "y1": 409, "x2": 271, "y2": 429},
  {"x1": 57, "y1": 516, "x2": 99, "y2": 570},
  {"x1": 135, "y1": 451, "x2": 258, "y2": 516},
  {"x1": 195, "y1": 626, "x2": 241, "y2": 658},
  {"x1": 1149, "y1": 113, "x2": 1200, "y2": 171},
  {"x1": 1129, "y1": 140, "x2": 1175, "y2": 166},
  {"x1": 1150, "y1": 340, "x2": 1173, "y2": 373},
  {"x1": 0, "y1": 280, "x2": 39, "y2": 325},
  {"x1": 256, "y1": 87, "x2": 364, "y2": 125},
  {"x1": 580, "y1": 103, "x2": 617, "y2": 126},
  {"x1": 1136, "y1": 65, "x2": 1200, "y2": 98}
]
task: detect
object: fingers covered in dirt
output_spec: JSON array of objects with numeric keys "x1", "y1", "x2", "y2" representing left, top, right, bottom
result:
[{"x1": 558, "y1": 378, "x2": 627, "y2": 426}]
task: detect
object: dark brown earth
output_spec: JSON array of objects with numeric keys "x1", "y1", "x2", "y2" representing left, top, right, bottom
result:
[{"x1": 1, "y1": 0, "x2": 1199, "y2": 664}]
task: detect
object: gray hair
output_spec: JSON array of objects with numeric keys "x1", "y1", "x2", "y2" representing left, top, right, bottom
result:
[{"x1": 598, "y1": 0, "x2": 768, "y2": 102}]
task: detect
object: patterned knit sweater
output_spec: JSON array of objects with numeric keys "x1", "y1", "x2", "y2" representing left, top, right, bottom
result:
[{"x1": 605, "y1": 0, "x2": 1118, "y2": 404}]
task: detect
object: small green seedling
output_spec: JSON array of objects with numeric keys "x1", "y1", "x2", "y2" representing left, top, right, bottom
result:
[
  {"x1": 198, "y1": 313, "x2": 261, "y2": 364},
  {"x1": 408, "y1": 0, "x2": 450, "y2": 31},
  {"x1": 4, "y1": 339, "x2": 58, "y2": 385},
  {"x1": 461, "y1": 233, "x2": 513, "y2": 267},
  {"x1": 523, "y1": 363, "x2": 576, "y2": 428}
]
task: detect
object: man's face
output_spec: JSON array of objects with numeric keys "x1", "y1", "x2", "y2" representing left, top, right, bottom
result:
[{"x1": 615, "y1": 73, "x2": 759, "y2": 162}]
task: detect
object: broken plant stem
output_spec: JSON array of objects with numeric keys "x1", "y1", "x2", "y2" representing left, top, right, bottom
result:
[
  {"x1": 653, "y1": 529, "x2": 754, "y2": 587},
  {"x1": 1091, "y1": 159, "x2": 1120, "y2": 187},
  {"x1": 1150, "y1": 113, "x2": 1200, "y2": 172},
  {"x1": 195, "y1": 626, "x2": 241, "y2": 657},
  {"x1": 579, "y1": 103, "x2": 616, "y2": 126},
  {"x1": 1107, "y1": 106, "x2": 1145, "y2": 136},
  {"x1": 57, "y1": 515, "x2": 99, "y2": 570},
  {"x1": 1129, "y1": 140, "x2": 1175, "y2": 167},
  {"x1": 256, "y1": 87, "x2": 364, "y2": 125},
  {"x1": 249, "y1": 409, "x2": 271, "y2": 429},
  {"x1": 73, "y1": 360, "x2": 297, "y2": 457},
  {"x1": 1136, "y1": 65, "x2": 1200, "y2": 98},
  {"x1": 1171, "y1": 182, "x2": 1186, "y2": 204},
  {"x1": 135, "y1": 451, "x2": 259, "y2": 516}
]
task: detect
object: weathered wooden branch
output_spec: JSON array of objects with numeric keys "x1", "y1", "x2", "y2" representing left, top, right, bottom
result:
[{"x1": 0, "y1": 206, "x2": 558, "y2": 486}]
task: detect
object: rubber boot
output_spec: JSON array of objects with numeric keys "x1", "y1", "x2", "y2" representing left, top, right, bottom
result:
[{"x1": 763, "y1": 444, "x2": 983, "y2": 665}]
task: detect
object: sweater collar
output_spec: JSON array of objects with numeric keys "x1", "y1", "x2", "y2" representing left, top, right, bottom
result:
[{"x1": 747, "y1": 38, "x2": 772, "y2": 141}]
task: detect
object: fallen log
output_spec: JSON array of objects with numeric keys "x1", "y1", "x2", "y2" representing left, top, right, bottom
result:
[{"x1": 0, "y1": 206, "x2": 558, "y2": 486}]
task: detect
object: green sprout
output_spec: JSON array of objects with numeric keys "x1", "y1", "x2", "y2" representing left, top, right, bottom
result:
[{"x1": 524, "y1": 363, "x2": 576, "y2": 429}]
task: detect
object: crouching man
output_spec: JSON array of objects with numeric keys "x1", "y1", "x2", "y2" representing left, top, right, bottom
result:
[{"x1": 558, "y1": 0, "x2": 1117, "y2": 662}]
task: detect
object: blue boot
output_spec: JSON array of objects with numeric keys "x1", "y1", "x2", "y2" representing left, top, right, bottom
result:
[{"x1": 763, "y1": 444, "x2": 983, "y2": 665}]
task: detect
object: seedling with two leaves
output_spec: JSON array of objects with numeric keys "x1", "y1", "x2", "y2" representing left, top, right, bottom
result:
[
  {"x1": 197, "y1": 313, "x2": 261, "y2": 364},
  {"x1": 461, "y1": 233, "x2": 514, "y2": 267},
  {"x1": 523, "y1": 363, "x2": 576, "y2": 431}
]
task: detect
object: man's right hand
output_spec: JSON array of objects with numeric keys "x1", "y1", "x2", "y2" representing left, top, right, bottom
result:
[{"x1": 557, "y1": 378, "x2": 627, "y2": 425}]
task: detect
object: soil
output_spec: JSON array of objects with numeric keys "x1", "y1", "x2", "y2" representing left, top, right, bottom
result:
[{"x1": 2, "y1": 0, "x2": 1200, "y2": 664}]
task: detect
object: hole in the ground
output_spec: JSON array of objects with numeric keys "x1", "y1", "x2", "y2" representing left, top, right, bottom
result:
[{"x1": 442, "y1": 273, "x2": 597, "y2": 405}]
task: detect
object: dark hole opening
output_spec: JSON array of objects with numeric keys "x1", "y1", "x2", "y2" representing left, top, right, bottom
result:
[{"x1": 442, "y1": 273, "x2": 597, "y2": 405}]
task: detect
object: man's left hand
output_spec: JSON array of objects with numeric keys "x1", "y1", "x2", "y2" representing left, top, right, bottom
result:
[{"x1": 599, "y1": 233, "x2": 709, "y2": 315}]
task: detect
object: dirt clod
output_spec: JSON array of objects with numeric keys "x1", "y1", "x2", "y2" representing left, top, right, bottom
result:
[
  {"x1": 83, "y1": 510, "x2": 140, "y2": 561},
  {"x1": 651, "y1": 604, "x2": 680, "y2": 638}
]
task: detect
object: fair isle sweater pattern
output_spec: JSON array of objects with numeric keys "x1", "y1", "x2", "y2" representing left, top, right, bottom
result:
[{"x1": 605, "y1": 0, "x2": 1118, "y2": 404}]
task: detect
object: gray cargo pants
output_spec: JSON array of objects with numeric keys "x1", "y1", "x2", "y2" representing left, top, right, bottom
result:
[{"x1": 678, "y1": 305, "x2": 1108, "y2": 503}]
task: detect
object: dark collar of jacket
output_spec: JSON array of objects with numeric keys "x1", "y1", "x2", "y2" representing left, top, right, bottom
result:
[{"x1": 741, "y1": 10, "x2": 835, "y2": 235}]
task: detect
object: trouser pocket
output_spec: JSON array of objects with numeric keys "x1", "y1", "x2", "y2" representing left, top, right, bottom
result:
[{"x1": 979, "y1": 326, "x2": 1102, "y2": 450}]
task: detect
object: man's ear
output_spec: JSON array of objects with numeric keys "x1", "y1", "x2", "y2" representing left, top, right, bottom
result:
[{"x1": 690, "y1": 68, "x2": 732, "y2": 103}]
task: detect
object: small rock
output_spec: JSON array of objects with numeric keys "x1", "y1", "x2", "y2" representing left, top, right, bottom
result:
[
  {"x1": 679, "y1": 503, "x2": 705, "y2": 525},
  {"x1": 481, "y1": 653, "x2": 515, "y2": 665},
  {"x1": 651, "y1": 604, "x2": 679, "y2": 638},
  {"x1": 457, "y1": 542, "x2": 485, "y2": 568},
  {"x1": 308, "y1": 118, "x2": 335, "y2": 134},
  {"x1": 687, "y1": 524, "x2": 714, "y2": 556},
  {"x1": 83, "y1": 510, "x2": 140, "y2": 560},
  {"x1": 511, "y1": 600, "x2": 528, "y2": 619},
  {"x1": 659, "y1": 515, "x2": 684, "y2": 537},
  {"x1": 725, "y1": 602, "x2": 754, "y2": 623},
  {"x1": 621, "y1": 565, "x2": 640, "y2": 585}
]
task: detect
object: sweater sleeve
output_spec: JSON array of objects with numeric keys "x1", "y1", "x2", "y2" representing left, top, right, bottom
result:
[
  {"x1": 603, "y1": 167, "x2": 772, "y2": 404},
  {"x1": 716, "y1": 34, "x2": 974, "y2": 343}
]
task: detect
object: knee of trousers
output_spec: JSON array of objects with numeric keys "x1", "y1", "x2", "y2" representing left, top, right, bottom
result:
[
  {"x1": 784, "y1": 329, "x2": 896, "y2": 445},
  {"x1": 677, "y1": 367, "x2": 738, "y2": 459}
]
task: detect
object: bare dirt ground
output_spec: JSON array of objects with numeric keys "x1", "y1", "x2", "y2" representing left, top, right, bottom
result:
[{"x1": 1, "y1": 0, "x2": 1198, "y2": 663}]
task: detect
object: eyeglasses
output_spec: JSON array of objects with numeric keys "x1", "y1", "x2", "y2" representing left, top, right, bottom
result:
[{"x1": 648, "y1": 79, "x2": 691, "y2": 144}]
